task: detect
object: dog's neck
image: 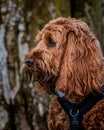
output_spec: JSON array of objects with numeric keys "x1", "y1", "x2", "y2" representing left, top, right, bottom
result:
[
  {"x1": 66, "y1": 94, "x2": 85, "y2": 103},
  {"x1": 55, "y1": 85, "x2": 104, "y2": 103},
  {"x1": 52, "y1": 87, "x2": 85, "y2": 104},
  {"x1": 39, "y1": 79, "x2": 88, "y2": 103}
]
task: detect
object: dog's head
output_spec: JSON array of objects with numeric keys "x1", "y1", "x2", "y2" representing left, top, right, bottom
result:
[{"x1": 25, "y1": 17, "x2": 104, "y2": 96}]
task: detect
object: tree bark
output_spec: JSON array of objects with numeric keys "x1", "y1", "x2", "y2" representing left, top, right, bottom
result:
[{"x1": 0, "y1": 0, "x2": 70, "y2": 130}]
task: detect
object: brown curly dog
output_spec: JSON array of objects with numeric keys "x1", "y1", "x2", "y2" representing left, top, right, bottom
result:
[{"x1": 25, "y1": 17, "x2": 104, "y2": 130}]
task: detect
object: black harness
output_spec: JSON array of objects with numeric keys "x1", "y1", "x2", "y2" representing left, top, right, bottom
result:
[{"x1": 51, "y1": 86, "x2": 104, "y2": 130}]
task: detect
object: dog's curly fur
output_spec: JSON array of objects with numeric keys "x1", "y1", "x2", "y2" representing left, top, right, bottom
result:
[{"x1": 25, "y1": 17, "x2": 104, "y2": 130}]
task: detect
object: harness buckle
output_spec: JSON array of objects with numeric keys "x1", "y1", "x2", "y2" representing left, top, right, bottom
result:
[{"x1": 70, "y1": 109, "x2": 79, "y2": 128}]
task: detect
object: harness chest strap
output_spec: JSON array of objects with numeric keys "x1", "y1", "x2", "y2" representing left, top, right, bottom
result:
[{"x1": 57, "y1": 91, "x2": 104, "y2": 130}]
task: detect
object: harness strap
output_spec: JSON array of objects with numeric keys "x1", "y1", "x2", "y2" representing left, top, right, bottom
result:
[
  {"x1": 57, "y1": 89, "x2": 104, "y2": 130},
  {"x1": 78, "y1": 92, "x2": 104, "y2": 122},
  {"x1": 57, "y1": 97, "x2": 83, "y2": 130}
]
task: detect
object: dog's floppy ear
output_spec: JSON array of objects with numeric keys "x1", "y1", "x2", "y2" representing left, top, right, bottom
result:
[{"x1": 56, "y1": 21, "x2": 104, "y2": 97}]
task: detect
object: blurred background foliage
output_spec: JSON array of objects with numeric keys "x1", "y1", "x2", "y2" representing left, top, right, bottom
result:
[{"x1": 0, "y1": 0, "x2": 104, "y2": 130}]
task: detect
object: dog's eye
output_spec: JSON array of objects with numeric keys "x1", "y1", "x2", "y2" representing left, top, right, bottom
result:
[{"x1": 48, "y1": 38, "x2": 56, "y2": 47}]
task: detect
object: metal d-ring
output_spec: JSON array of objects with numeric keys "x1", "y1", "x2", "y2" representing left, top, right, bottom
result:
[
  {"x1": 70, "y1": 109, "x2": 79, "y2": 117},
  {"x1": 70, "y1": 109, "x2": 80, "y2": 127}
]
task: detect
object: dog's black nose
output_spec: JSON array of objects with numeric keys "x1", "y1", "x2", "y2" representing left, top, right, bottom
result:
[{"x1": 25, "y1": 57, "x2": 34, "y2": 67}]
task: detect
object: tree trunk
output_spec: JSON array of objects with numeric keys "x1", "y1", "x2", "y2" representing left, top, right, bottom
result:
[{"x1": 0, "y1": 0, "x2": 70, "y2": 130}]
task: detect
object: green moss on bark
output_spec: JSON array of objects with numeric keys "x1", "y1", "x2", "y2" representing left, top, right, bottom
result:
[{"x1": 54, "y1": 0, "x2": 71, "y2": 17}]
